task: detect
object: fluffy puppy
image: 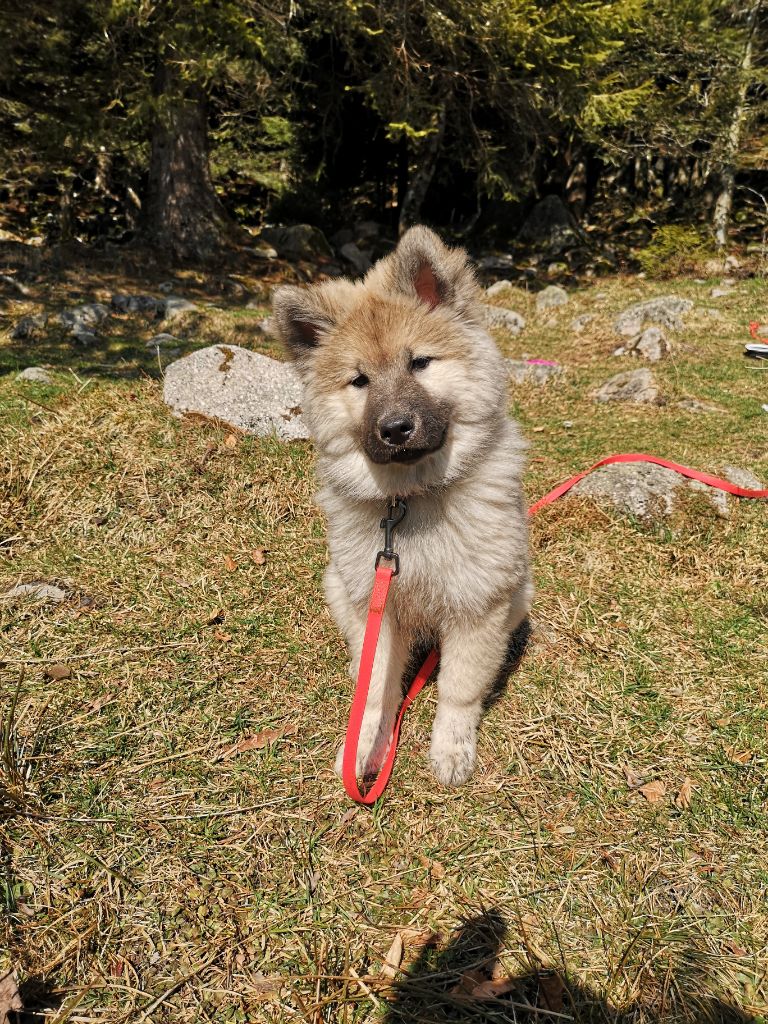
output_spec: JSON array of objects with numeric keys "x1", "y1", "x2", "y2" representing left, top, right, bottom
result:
[{"x1": 273, "y1": 226, "x2": 531, "y2": 786}]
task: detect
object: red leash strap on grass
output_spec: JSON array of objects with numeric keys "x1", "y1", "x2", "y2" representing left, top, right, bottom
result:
[
  {"x1": 527, "y1": 453, "x2": 768, "y2": 515},
  {"x1": 342, "y1": 564, "x2": 440, "y2": 803},
  {"x1": 343, "y1": 454, "x2": 768, "y2": 804}
]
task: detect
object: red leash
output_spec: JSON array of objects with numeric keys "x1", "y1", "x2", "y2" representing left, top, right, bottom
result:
[{"x1": 342, "y1": 454, "x2": 768, "y2": 804}]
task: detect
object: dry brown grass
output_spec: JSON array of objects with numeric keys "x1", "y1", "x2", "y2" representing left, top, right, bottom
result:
[{"x1": 1, "y1": 265, "x2": 767, "y2": 1022}]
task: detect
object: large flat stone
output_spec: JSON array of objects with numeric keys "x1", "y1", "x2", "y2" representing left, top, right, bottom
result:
[{"x1": 163, "y1": 345, "x2": 309, "y2": 440}]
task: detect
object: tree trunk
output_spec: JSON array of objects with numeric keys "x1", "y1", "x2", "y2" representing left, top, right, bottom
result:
[
  {"x1": 144, "y1": 61, "x2": 235, "y2": 261},
  {"x1": 397, "y1": 103, "x2": 448, "y2": 235},
  {"x1": 713, "y1": 0, "x2": 762, "y2": 248}
]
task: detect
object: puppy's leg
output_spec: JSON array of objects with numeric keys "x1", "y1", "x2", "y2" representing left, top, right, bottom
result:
[
  {"x1": 430, "y1": 588, "x2": 530, "y2": 787},
  {"x1": 326, "y1": 565, "x2": 408, "y2": 778}
]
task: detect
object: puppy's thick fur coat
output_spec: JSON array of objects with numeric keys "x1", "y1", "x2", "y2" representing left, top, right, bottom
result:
[{"x1": 273, "y1": 227, "x2": 531, "y2": 786}]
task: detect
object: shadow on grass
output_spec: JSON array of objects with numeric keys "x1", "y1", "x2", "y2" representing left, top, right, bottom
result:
[{"x1": 385, "y1": 910, "x2": 757, "y2": 1024}]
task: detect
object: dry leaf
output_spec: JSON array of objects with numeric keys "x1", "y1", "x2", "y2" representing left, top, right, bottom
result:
[
  {"x1": 224, "y1": 433, "x2": 238, "y2": 448},
  {"x1": 418, "y1": 854, "x2": 446, "y2": 878},
  {"x1": 213, "y1": 629, "x2": 232, "y2": 642},
  {"x1": 638, "y1": 780, "x2": 666, "y2": 803},
  {"x1": 380, "y1": 933, "x2": 403, "y2": 979},
  {"x1": 205, "y1": 609, "x2": 225, "y2": 625},
  {"x1": 338, "y1": 807, "x2": 357, "y2": 827},
  {"x1": 472, "y1": 977, "x2": 517, "y2": 999},
  {"x1": 532, "y1": 426, "x2": 545, "y2": 433},
  {"x1": 224, "y1": 555, "x2": 238, "y2": 572},
  {"x1": 538, "y1": 971, "x2": 565, "y2": 1012},
  {"x1": 0, "y1": 970, "x2": 23, "y2": 1023},
  {"x1": 450, "y1": 969, "x2": 487, "y2": 998},
  {"x1": 44, "y1": 663, "x2": 71, "y2": 681},
  {"x1": 623, "y1": 763, "x2": 643, "y2": 789},
  {"x1": 674, "y1": 777, "x2": 694, "y2": 809},
  {"x1": 251, "y1": 548, "x2": 267, "y2": 565},
  {"x1": 400, "y1": 927, "x2": 440, "y2": 948},
  {"x1": 724, "y1": 941, "x2": 747, "y2": 958},
  {"x1": 727, "y1": 747, "x2": 753, "y2": 765},
  {"x1": 219, "y1": 723, "x2": 298, "y2": 759}
]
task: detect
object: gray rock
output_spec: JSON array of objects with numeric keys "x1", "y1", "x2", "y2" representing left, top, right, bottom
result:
[
  {"x1": 69, "y1": 302, "x2": 109, "y2": 326},
  {"x1": 720, "y1": 464, "x2": 763, "y2": 492},
  {"x1": 339, "y1": 242, "x2": 372, "y2": 275},
  {"x1": 570, "y1": 313, "x2": 594, "y2": 333},
  {"x1": 613, "y1": 326, "x2": 671, "y2": 362},
  {"x1": 259, "y1": 224, "x2": 333, "y2": 261},
  {"x1": 15, "y1": 366, "x2": 54, "y2": 384},
  {"x1": 481, "y1": 304, "x2": 525, "y2": 335},
  {"x1": 247, "y1": 244, "x2": 278, "y2": 260},
  {"x1": 507, "y1": 359, "x2": 563, "y2": 384},
  {"x1": 1, "y1": 581, "x2": 69, "y2": 604},
  {"x1": 163, "y1": 345, "x2": 309, "y2": 440},
  {"x1": 72, "y1": 326, "x2": 98, "y2": 346},
  {"x1": 568, "y1": 462, "x2": 727, "y2": 521},
  {"x1": 477, "y1": 253, "x2": 517, "y2": 274},
  {"x1": 485, "y1": 279, "x2": 515, "y2": 298},
  {"x1": 111, "y1": 293, "x2": 163, "y2": 316},
  {"x1": 146, "y1": 333, "x2": 181, "y2": 349},
  {"x1": 517, "y1": 195, "x2": 586, "y2": 252},
  {"x1": 161, "y1": 296, "x2": 198, "y2": 321},
  {"x1": 11, "y1": 314, "x2": 48, "y2": 340},
  {"x1": 710, "y1": 287, "x2": 732, "y2": 299},
  {"x1": 675, "y1": 398, "x2": 723, "y2": 414},
  {"x1": 615, "y1": 295, "x2": 693, "y2": 337},
  {"x1": 535, "y1": 285, "x2": 569, "y2": 311},
  {"x1": 593, "y1": 368, "x2": 663, "y2": 405}
]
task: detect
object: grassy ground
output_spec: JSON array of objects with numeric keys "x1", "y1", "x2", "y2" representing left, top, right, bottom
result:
[{"x1": 1, "y1": 261, "x2": 767, "y2": 1023}]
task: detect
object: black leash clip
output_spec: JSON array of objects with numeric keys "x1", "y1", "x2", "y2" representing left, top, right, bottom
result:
[{"x1": 375, "y1": 497, "x2": 408, "y2": 575}]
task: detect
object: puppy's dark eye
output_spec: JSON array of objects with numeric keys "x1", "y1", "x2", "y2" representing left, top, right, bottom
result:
[
  {"x1": 411, "y1": 356, "x2": 433, "y2": 372},
  {"x1": 350, "y1": 373, "x2": 369, "y2": 388}
]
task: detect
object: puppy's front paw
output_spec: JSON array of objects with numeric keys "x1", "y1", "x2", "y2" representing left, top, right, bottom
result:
[{"x1": 429, "y1": 719, "x2": 477, "y2": 787}]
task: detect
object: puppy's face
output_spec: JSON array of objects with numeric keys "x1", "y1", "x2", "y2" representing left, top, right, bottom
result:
[{"x1": 273, "y1": 226, "x2": 508, "y2": 499}]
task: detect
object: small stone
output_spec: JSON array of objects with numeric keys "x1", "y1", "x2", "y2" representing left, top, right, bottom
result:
[
  {"x1": 248, "y1": 245, "x2": 278, "y2": 260},
  {"x1": 44, "y1": 663, "x2": 72, "y2": 681},
  {"x1": 710, "y1": 287, "x2": 732, "y2": 299},
  {"x1": 161, "y1": 296, "x2": 198, "y2": 321},
  {"x1": 15, "y1": 367, "x2": 54, "y2": 384},
  {"x1": 593, "y1": 368, "x2": 663, "y2": 405},
  {"x1": 506, "y1": 359, "x2": 563, "y2": 384},
  {"x1": 111, "y1": 293, "x2": 163, "y2": 315},
  {"x1": 11, "y1": 314, "x2": 48, "y2": 339},
  {"x1": 163, "y1": 345, "x2": 310, "y2": 440},
  {"x1": 615, "y1": 295, "x2": 693, "y2": 337},
  {"x1": 146, "y1": 333, "x2": 181, "y2": 349},
  {"x1": 158, "y1": 281, "x2": 176, "y2": 294},
  {"x1": 562, "y1": 420, "x2": 573, "y2": 428},
  {"x1": 675, "y1": 399, "x2": 723, "y2": 414},
  {"x1": 614, "y1": 326, "x2": 671, "y2": 362},
  {"x1": 569, "y1": 314, "x2": 594, "y2": 333},
  {"x1": 481, "y1": 305, "x2": 525, "y2": 335},
  {"x1": 485, "y1": 280, "x2": 515, "y2": 298},
  {"x1": 1, "y1": 581, "x2": 69, "y2": 603},
  {"x1": 535, "y1": 285, "x2": 569, "y2": 311},
  {"x1": 339, "y1": 242, "x2": 372, "y2": 275},
  {"x1": 258, "y1": 224, "x2": 333, "y2": 261},
  {"x1": 72, "y1": 326, "x2": 98, "y2": 345}
]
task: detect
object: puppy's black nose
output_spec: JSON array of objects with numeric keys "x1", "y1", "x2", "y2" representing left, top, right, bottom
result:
[{"x1": 379, "y1": 415, "x2": 414, "y2": 446}]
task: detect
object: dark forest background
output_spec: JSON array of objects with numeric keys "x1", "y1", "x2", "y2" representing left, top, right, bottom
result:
[{"x1": 0, "y1": 0, "x2": 766, "y2": 268}]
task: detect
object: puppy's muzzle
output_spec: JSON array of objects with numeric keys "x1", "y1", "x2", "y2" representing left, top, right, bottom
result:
[{"x1": 366, "y1": 410, "x2": 446, "y2": 465}]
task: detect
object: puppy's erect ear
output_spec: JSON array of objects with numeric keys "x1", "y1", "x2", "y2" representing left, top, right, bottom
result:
[
  {"x1": 377, "y1": 225, "x2": 480, "y2": 316},
  {"x1": 272, "y1": 285, "x2": 335, "y2": 361}
]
